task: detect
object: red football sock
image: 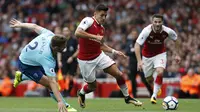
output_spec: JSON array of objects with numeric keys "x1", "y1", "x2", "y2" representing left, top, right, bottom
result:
[
  {"x1": 155, "y1": 75, "x2": 163, "y2": 85},
  {"x1": 83, "y1": 84, "x2": 93, "y2": 94}
]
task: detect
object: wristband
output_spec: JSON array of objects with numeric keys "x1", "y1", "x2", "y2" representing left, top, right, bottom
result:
[{"x1": 112, "y1": 49, "x2": 116, "y2": 54}]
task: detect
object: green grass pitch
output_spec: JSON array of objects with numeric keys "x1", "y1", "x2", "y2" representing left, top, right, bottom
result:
[{"x1": 0, "y1": 97, "x2": 199, "y2": 112}]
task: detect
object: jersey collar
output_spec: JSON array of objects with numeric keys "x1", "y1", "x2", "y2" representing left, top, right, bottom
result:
[
  {"x1": 151, "y1": 24, "x2": 163, "y2": 33},
  {"x1": 92, "y1": 16, "x2": 100, "y2": 25}
]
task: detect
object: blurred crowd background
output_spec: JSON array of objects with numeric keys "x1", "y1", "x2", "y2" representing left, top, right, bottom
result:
[{"x1": 0, "y1": 0, "x2": 200, "y2": 97}]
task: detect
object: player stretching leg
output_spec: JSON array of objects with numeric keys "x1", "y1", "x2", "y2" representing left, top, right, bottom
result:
[
  {"x1": 10, "y1": 18, "x2": 76, "y2": 112},
  {"x1": 135, "y1": 14, "x2": 181, "y2": 104},
  {"x1": 75, "y1": 4, "x2": 142, "y2": 108}
]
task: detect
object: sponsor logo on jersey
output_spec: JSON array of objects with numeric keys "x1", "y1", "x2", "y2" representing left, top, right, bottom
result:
[{"x1": 83, "y1": 20, "x2": 88, "y2": 24}]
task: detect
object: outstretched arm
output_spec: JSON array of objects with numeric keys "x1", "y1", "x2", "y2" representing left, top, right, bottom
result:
[
  {"x1": 47, "y1": 76, "x2": 67, "y2": 112},
  {"x1": 134, "y1": 42, "x2": 143, "y2": 71},
  {"x1": 101, "y1": 43, "x2": 127, "y2": 58},
  {"x1": 9, "y1": 18, "x2": 44, "y2": 34},
  {"x1": 174, "y1": 40, "x2": 181, "y2": 64},
  {"x1": 168, "y1": 28, "x2": 181, "y2": 64}
]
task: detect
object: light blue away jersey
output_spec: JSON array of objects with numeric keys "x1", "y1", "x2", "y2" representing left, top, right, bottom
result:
[{"x1": 19, "y1": 28, "x2": 56, "y2": 77}]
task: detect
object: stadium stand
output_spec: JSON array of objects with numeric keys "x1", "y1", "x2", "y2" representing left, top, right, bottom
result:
[{"x1": 0, "y1": 0, "x2": 200, "y2": 97}]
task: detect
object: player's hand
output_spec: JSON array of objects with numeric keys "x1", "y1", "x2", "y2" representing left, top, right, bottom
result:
[
  {"x1": 174, "y1": 55, "x2": 181, "y2": 64},
  {"x1": 96, "y1": 35, "x2": 104, "y2": 43},
  {"x1": 9, "y1": 18, "x2": 22, "y2": 28},
  {"x1": 137, "y1": 61, "x2": 143, "y2": 72},
  {"x1": 67, "y1": 57, "x2": 73, "y2": 64},
  {"x1": 58, "y1": 101, "x2": 68, "y2": 112},
  {"x1": 113, "y1": 50, "x2": 128, "y2": 59}
]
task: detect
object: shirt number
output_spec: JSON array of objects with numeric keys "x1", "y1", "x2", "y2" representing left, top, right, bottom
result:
[{"x1": 26, "y1": 41, "x2": 38, "y2": 52}]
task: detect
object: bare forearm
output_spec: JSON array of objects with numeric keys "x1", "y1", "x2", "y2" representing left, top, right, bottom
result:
[
  {"x1": 101, "y1": 43, "x2": 113, "y2": 53},
  {"x1": 174, "y1": 40, "x2": 180, "y2": 56},
  {"x1": 135, "y1": 43, "x2": 142, "y2": 62},
  {"x1": 57, "y1": 52, "x2": 62, "y2": 62},
  {"x1": 19, "y1": 23, "x2": 43, "y2": 34},
  {"x1": 72, "y1": 49, "x2": 78, "y2": 58},
  {"x1": 49, "y1": 78, "x2": 62, "y2": 102}
]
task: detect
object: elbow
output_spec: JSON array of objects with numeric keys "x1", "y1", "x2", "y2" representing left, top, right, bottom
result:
[{"x1": 33, "y1": 24, "x2": 38, "y2": 30}]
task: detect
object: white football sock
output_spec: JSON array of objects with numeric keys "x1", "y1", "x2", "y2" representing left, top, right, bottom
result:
[
  {"x1": 152, "y1": 83, "x2": 161, "y2": 98},
  {"x1": 119, "y1": 84, "x2": 129, "y2": 97}
]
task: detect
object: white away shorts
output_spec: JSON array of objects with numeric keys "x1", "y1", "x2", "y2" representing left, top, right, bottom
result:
[
  {"x1": 142, "y1": 52, "x2": 167, "y2": 78},
  {"x1": 77, "y1": 52, "x2": 115, "y2": 83}
]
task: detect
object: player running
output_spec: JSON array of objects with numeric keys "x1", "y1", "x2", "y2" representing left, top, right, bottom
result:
[
  {"x1": 75, "y1": 4, "x2": 142, "y2": 108},
  {"x1": 10, "y1": 18, "x2": 76, "y2": 112},
  {"x1": 135, "y1": 14, "x2": 181, "y2": 104}
]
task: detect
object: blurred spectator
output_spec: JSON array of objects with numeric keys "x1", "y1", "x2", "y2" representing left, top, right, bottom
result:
[
  {"x1": 0, "y1": 68, "x2": 13, "y2": 96},
  {"x1": 179, "y1": 68, "x2": 200, "y2": 98},
  {"x1": 24, "y1": 81, "x2": 46, "y2": 97}
]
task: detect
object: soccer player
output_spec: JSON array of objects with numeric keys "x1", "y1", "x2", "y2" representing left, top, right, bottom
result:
[
  {"x1": 10, "y1": 18, "x2": 76, "y2": 112},
  {"x1": 57, "y1": 27, "x2": 78, "y2": 96},
  {"x1": 75, "y1": 4, "x2": 142, "y2": 108},
  {"x1": 134, "y1": 14, "x2": 181, "y2": 104}
]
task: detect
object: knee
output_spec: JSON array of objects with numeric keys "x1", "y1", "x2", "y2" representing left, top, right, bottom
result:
[{"x1": 156, "y1": 68, "x2": 164, "y2": 76}]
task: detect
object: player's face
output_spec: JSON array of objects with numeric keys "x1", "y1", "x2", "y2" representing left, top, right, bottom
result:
[
  {"x1": 152, "y1": 17, "x2": 163, "y2": 32},
  {"x1": 62, "y1": 27, "x2": 70, "y2": 37},
  {"x1": 94, "y1": 11, "x2": 107, "y2": 24}
]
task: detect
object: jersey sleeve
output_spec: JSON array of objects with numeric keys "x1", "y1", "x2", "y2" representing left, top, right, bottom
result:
[
  {"x1": 168, "y1": 28, "x2": 177, "y2": 40},
  {"x1": 77, "y1": 17, "x2": 94, "y2": 31},
  {"x1": 39, "y1": 57, "x2": 56, "y2": 77},
  {"x1": 136, "y1": 28, "x2": 150, "y2": 45},
  {"x1": 39, "y1": 28, "x2": 55, "y2": 36}
]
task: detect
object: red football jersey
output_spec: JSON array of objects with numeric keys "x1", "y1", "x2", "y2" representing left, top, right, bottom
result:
[
  {"x1": 136, "y1": 24, "x2": 177, "y2": 57},
  {"x1": 77, "y1": 17, "x2": 105, "y2": 60}
]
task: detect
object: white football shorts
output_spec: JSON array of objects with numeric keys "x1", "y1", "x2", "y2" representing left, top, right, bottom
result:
[
  {"x1": 77, "y1": 52, "x2": 115, "y2": 83},
  {"x1": 142, "y1": 52, "x2": 167, "y2": 78}
]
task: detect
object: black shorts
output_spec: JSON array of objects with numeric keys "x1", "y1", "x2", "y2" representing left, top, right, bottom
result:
[{"x1": 61, "y1": 60, "x2": 77, "y2": 76}]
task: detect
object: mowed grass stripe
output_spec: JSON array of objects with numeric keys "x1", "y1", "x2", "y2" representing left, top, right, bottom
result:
[{"x1": 0, "y1": 97, "x2": 199, "y2": 112}]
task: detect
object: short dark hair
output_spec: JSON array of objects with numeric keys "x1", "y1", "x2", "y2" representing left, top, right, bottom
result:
[
  {"x1": 51, "y1": 34, "x2": 67, "y2": 47},
  {"x1": 152, "y1": 14, "x2": 163, "y2": 21},
  {"x1": 95, "y1": 4, "x2": 108, "y2": 12}
]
